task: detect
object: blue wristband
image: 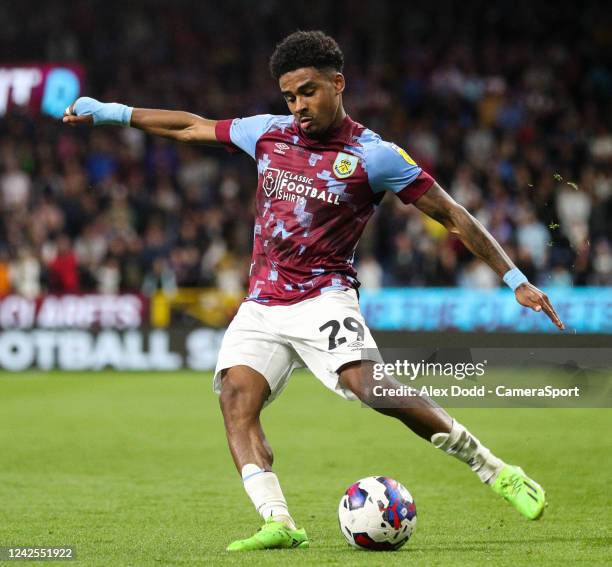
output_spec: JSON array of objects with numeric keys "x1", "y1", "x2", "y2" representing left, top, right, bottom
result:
[
  {"x1": 72, "y1": 97, "x2": 133, "y2": 126},
  {"x1": 503, "y1": 267, "x2": 528, "y2": 291}
]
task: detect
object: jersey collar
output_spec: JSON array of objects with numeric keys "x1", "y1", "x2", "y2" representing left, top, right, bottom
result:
[{"x1": 296, "y1": 115, "x2": 355, "y2": 147}]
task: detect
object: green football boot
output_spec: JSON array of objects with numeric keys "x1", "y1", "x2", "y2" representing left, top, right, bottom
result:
[
  {"x1": 492, "y1": 465, "x2": 547, "y2": 520},
  {"x1": 226, "y1": 518, "x2": 309, "y2": 551}
]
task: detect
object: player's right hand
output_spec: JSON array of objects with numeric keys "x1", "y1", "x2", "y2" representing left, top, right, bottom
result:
[
  {"x1": 62, "y1": 97, "x2": 95, "y2": 125},
  {"x1": 515, "y1": 282, "x2": 565, "y2": 330},
  {"x1": 62, "y1": 97, "x2": 133, "y2": 126}
]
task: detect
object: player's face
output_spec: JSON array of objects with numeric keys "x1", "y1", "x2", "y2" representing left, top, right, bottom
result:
[{"x1": 279, "y1": 67, "x2": 345, "y2": 138}]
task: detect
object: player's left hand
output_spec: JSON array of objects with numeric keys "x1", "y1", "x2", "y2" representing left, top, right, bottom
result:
[
  {"x1": 62, "y1": 97, "x2": 95, "y2": 125},
  {"x1": 515, "y1": 283, "x2": 565, "y2": 330}
]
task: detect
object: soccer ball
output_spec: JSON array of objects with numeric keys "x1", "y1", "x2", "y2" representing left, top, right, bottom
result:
[{"x1": 338, "y1": 476, "x2": 417, "y2": 551}]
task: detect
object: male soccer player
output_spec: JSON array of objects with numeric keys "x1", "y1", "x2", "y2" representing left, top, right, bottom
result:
[{"x1": 64, "y1": 31, "x2": 565, "y2": 551}]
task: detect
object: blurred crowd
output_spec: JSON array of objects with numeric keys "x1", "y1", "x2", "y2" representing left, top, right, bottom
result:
[{"x1": 0, "y1": 0, "x2": 610, "y2": 297}]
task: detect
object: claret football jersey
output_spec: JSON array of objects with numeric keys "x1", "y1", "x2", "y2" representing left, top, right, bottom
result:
[{"x1": 215, "y1": 114, "x2": 434, "y2": 305}]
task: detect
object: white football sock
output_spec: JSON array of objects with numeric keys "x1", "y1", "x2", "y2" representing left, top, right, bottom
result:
[
  {"x1": 431, "y1": 420, "x2": 505, "y2": 484},
  {"x1": 241, "y1": 464, "x2": 296, "y2": 530}
]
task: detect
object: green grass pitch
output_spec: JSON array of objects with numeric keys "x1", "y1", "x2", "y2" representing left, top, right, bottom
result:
[{"x1": 0, "y1": 371, "x2": 610, "y2": 566}]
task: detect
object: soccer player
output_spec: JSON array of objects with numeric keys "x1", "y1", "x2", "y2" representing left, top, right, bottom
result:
[{"x1": 64, "y1": 31, "x2": 565, "y2": 551}]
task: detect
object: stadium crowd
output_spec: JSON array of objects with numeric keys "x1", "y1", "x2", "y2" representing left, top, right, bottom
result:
[{"x1": 0, "y1": 0, "x2": 610, "y2": 297}]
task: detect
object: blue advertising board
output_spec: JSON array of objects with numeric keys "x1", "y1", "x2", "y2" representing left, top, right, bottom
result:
[{"x1": 360, "y1": 287, "x2": 612, "y2": 333}]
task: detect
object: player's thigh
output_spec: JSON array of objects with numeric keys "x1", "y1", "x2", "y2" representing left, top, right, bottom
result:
[
  {"x1": 218, "y1": 364, "x2": 271, "y2": 418},
  {"x1": 288, "y1": 290, "x2": 382, "y2": 400},
  {"x1": 213, "y1": 301, "x2": 300, "y2": 405}
]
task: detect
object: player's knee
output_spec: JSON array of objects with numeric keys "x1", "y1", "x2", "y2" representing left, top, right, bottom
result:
[
  {"x1": 341, "y1": 371, "x2": 399, "y2": 410},
  {"x1": 354, "y1": 386, "x2": 378, "y2": 408},
  {"x1": 339, "y1": 362, "x2": 377, "y2": 405}
]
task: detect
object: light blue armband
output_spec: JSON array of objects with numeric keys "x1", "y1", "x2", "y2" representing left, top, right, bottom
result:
[
  {"x1": 503, "y1": 267, "x2": 528, "y2": 291},
  {"x1": 71, "y1": 96, "x2": 133, "y2": 126}
]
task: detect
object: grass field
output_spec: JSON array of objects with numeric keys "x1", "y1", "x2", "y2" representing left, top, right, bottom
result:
[{"x1": 0, "y1": 370, "x2": 610, "y2": 566}]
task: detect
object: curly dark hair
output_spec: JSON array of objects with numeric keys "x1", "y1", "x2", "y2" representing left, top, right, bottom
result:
[{"x1": 269, "y1": 30, "x2": 344, "y2": 80}]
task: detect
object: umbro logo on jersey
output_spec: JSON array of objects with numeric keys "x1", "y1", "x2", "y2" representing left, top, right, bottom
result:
[{"x1": 274, "y1": 142, "x2": 291, "y2": 155}]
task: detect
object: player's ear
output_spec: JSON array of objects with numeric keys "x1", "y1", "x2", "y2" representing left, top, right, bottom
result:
[{"x1": 333, "y1": 72, "x2": 345, "y2": 95}]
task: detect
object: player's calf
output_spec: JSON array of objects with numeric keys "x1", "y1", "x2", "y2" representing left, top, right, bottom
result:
[
  {"x1": 340, "y1": 363, "x2": 504, "y2": 481},
  {"x1": 340, "y1": 363, "x2": 502, "y2": 476},
  {"x1": 219, "y1": 366, "x2": 300, "y2": 538},
  {"x1": 219, "y1": 366, "x2": 273, "y2": 470}
]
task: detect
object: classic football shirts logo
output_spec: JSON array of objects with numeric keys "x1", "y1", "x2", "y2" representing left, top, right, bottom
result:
[{"x1": 262, "y1": 168, "x2": 342, "y2": 205}]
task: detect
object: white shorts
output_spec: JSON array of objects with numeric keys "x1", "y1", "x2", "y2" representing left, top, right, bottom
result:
[{"x1": 213, "y1": 289, "x2": 381, "y2": 404}]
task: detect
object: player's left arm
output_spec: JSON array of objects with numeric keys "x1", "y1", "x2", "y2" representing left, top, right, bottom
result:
[{"x1": 414, "y1": 182, "x2": 565, "y2": 330}]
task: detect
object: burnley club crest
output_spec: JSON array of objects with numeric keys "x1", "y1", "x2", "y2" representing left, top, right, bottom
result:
[{"x1": 333, "y1": 152, "x2": 359, "y2": 178}]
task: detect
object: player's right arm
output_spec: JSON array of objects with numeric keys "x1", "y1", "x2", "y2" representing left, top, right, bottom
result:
[{"x1": 62, "y1": 97, "x2": 220, "y2": 145}]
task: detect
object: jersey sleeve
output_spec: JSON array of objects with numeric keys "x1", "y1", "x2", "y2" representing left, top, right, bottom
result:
[
  {"x1": 214, "y1": 114, "x2": 277, "y2": 159},
  {"x1": 365, "y1": 140, "x2": 434, "y2": 204}
]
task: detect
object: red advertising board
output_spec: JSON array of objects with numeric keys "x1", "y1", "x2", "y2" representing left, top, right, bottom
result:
[{"x1": 0, "y1": 64, "x2": 85, "y2": 118}]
